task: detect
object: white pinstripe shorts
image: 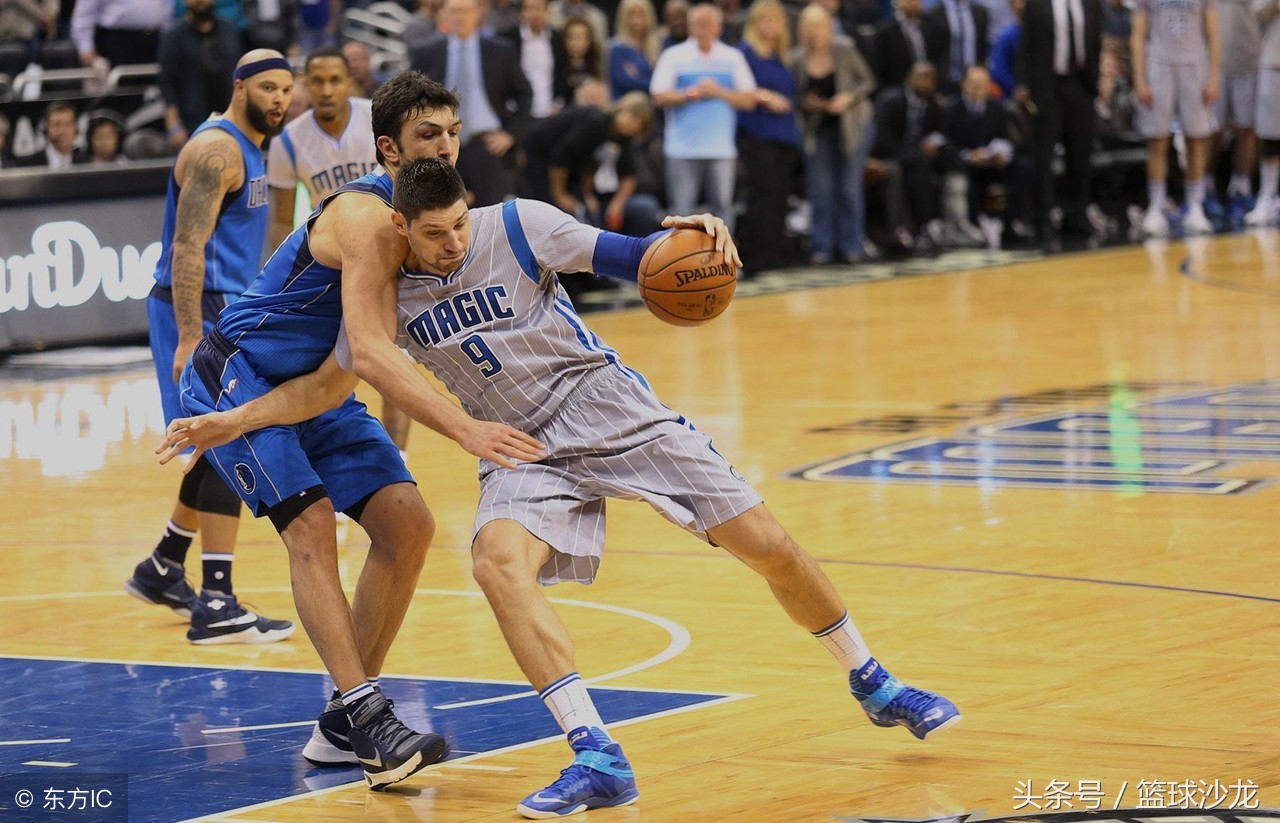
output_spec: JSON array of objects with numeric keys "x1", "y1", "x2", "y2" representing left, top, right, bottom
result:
[{"x1": 472, "y1": 366, "x2": 764, "y2": 585}]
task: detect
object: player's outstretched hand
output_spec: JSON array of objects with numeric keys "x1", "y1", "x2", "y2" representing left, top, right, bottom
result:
[
  {"x1": 459, "y1": 420, "x2": 547, "y2": 470},
  {"x1": 156, "y1": 412, "x2": 246, "y2": 472},
  {"x1": 661, "y1": 213, "x2": 743, "y2": 269}
]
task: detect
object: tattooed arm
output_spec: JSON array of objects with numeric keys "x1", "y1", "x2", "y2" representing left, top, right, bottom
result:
[{"x1": 169, "y1": 131, "x2": 244, "y2": 383}]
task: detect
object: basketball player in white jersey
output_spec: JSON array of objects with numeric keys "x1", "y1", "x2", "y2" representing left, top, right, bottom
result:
[
  {"x1": 268, "y1": 47, "x2": 413, "y2": 453},
  {"x1": 1132, "y1": 0, "x2": 1221, "y2": 236},
  {"x1": 161, "y1": 156, "x2": 962, "y2": 818}
]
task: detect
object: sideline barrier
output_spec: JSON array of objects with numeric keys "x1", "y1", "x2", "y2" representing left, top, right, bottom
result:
[{"x1": 0, "y1": 161, "x2": 171, "y2": 352}]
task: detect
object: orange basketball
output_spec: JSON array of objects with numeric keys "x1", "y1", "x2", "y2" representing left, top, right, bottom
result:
[{"x1": 638, "y1": 229, "x2": 737, "y2": 327}]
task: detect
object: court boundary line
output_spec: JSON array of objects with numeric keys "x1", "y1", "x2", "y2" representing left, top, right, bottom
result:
[{"x1": 1179, "y1": 251, "x2": 1280, "y2": 298}]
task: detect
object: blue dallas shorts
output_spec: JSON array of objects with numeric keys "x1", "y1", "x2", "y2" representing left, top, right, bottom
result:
[
  {"x1": 148, "y1": 286, "x2": 233, "y2": 425},
  {"x1": 178, "y1": 329, "x2": 414, "y2": 518}
]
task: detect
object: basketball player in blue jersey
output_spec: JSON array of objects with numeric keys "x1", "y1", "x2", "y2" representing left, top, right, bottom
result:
[
  {"x1": 267, "y1": 47, "x2": 415, "y2": 458},
  {"x1": 125, "y1": 49, "x2": 297, "y2": 645},
  {"x1": 161, "y1": 157, "x2": 963, "y2": 817},
  {"x1": 153, "y1": 73, "x2": 542, "y2": 791}
]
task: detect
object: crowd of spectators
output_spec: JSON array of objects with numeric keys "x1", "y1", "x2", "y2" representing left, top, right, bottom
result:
[{"x1": 3, "y1": 0, "x2": 1280, "y2": 273}]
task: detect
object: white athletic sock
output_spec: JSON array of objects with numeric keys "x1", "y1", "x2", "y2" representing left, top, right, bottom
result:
[
  {"x1": 540, "y1": 673, "x2": 609, "y2": 739},
  {"x1": 1229, "y1": 173, "x2": 1253, "y2": 197},
  {"x1": 812, "y1": 612, "x2": 872, "y2": 673},
  {"x1": 1185, "y1": 178, "x2": 1205, "y2": 208},
  {"x1": 1149, "y1": 181, "x2": 1167, "y2": 211},
  {"x1": 1261, "y1": 162, "x2": 1280, "y2": 201},
  {"x1": 368, "y1": 676, "x2": 380, "y2": 691},
  {"x1": 341, "y1": 682, "x2": 376, "y2": 707}
]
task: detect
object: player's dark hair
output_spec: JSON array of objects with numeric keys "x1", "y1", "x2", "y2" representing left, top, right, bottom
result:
[
  {"x1": 305, "y1": 45, "x2": 351, "y2": 74},
  {"x1": 393, "y1": 157, "x2": 467, "y2": 223},
  {"x1": 371, "y1": 71, "x2": 459, "y2": 166}
]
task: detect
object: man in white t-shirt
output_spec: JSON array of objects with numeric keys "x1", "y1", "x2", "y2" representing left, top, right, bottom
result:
[
  {"x1": 267, "y1": 46, "x2": 378, "y2": 250},
  {"x1": 650, "y1": 3, "x2": 756, "y2": 229},
  {"x1": 267, "y1": 47, "x2": 409, "y2": 451}
]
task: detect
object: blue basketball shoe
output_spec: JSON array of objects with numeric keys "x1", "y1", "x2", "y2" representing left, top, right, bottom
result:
[
  {"x1": 851, "y1": 658, "x2": 961, "y2": 740},
  {"x1": 517, "y1": 727, "x2": 639, "y2": 819},
  {"x1": 124, "y1": 553, "x2": 198, "y2": 617}
]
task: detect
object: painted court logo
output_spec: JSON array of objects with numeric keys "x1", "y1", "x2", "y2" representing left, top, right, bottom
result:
[
  {"x1": 233, "y1": 463, "x2": 255, "y2": 494},
  {"x1": 794, "y1": 381, "x2": 1280, "y2": 495}
]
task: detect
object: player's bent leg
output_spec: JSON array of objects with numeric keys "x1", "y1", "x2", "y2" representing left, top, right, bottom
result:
[
  {"x1": 471, "y1": 519, "x2": 575, "y2": 689},
  {"x1": 349, "y1": 483, "x2": 434, "y2": 678},
  {"x1": 125, "y1": 467, "x2": 205, "y2": 617},
  {"x1": 471, "y1": 521, "x2": 638, "y2": 818},
  {"x1": 709, "y1": 504, "x2": 961, "y2": 740},
  {"x1": 280, "y1": 491, "x2": 448, "y2": 783},
  {"x1": 186, "y1": 470, "x2": 295, "y2": 645},
  {"x1": 279, "y1": 493, "x2": 367, "y2": 689},
  {"x1": 707, "y1": 503, "x2": 846, "y2": 632}
]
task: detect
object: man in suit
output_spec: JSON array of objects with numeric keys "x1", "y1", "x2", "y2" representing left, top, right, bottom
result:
[
  {"x1": 410, "y1": 0, "x2": 534, "y2": 205},
  {"x1": 1016, "y1": 0, "x2": 1101, "y2": 236},
  {"x1": 922, "y1": 0, "x2": 989, "y2": 96},
  {"x1": 943, "y1": 65, "x2": 1033, "y2": 238},
  {"x1": 15, "y1": 101, "x2": 78, "y2": 169},
  {"x1": 872, "y1": 61, "x2": 950, "y2": 246},
  {"x1": 874, "y1": 0, "x2": 929, "y2": 96},
  {"x1": 498, "y1": 0, "x2": 566, "y2": 120}
]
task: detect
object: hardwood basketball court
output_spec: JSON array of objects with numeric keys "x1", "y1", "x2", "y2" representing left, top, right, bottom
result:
[{"x1": 0, "y1": 233, "x2": 1276, "y2": 821}]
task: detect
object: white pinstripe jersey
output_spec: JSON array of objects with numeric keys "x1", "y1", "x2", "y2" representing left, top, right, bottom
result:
[{"x1": 339, "y1": 198, "x2": 648, "y2": 430}]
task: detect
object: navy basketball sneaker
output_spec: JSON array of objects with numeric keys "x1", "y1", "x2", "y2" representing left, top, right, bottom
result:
[
  {"x1": 347, "y1": 692, "x2": 450, "y2": 789},
  {"x1": 186, "y1": 593, "x2": 295, "y2": 645},
  {"x1": 303, "y1": 696, "x2": 359, "y2": 766},
  {"x1": 124, "y1": 553, "x2": 198, "y2": 617},
  {"x1": 517, "y1": 727, "x2": 638, "y2": 819},
  {"x1": 851, "y1": 658, "x2": 961, "y2": 740}
]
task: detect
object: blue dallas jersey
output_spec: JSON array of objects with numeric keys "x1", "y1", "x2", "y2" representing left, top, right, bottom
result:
[
  {"x1": 153, "y1": 118, "x2": 270, "y2": 296},
  {"x1": 211, "y1": 171, "x2": 393, "y2": 383}
]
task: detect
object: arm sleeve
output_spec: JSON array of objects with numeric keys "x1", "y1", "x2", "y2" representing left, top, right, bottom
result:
[
  {"x1": 513, "y1": 198, "x2": 667, "y2": 282},
  {"x1": 266, "y1": 128, "x2": 298, "y2": 189}
]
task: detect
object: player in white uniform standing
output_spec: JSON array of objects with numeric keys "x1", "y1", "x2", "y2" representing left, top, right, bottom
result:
[
  {"x1": 1132, "y1": 0, "x2": 1221, "y2": 236},
  {"x1": 267, "y1": 47, "x2": 413, "y2": 452},
  {"x1": 162, "y1": 157, "x2": 962, "y2": 819},
  {"x1": 1246, "y1": 0, "x2": 1280, "y2": 226},
  {"x1": 1209, "y1": 0, "x2": 1260, "y2": 223}
]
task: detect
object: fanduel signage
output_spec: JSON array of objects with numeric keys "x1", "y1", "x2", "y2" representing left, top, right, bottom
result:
[
  {"x1": 0, "y1": 194, "x2": 163, "y2": 350},
  {"x1": 0, "y1": 221, "x2": 159, "y2": 313}
]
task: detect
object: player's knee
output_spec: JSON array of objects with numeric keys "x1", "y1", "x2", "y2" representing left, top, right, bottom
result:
[
  {"x1": 357, "y1": 485, "x2": 435, "y2": 556},
  {"x1": 471, "y1": 538, "x2": 536, "y2": 594},
  {"x1": 196, "y1": 470, "x2": 243, "y2": 517},
  {"x1": 177, "y1": 455, "x2": 210, "y2": 509},
  {"x1": 269, "y1": 486, "x2": 332, "y2": 536}
]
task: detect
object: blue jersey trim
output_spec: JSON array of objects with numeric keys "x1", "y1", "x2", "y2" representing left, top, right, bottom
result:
[
  {"x1": 501, "y1": 201, "x2": 541, "y2": 283},
  {"x1": 592, "y1": 229, "x2": 667, "y2": 283},
  {"x1": 280, "y1": 130, "x2": 297, "y2": 171}
]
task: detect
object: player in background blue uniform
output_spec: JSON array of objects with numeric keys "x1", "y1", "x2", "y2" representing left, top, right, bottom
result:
[
  {"x1": 161, "y1": 158, "x2": 963, "y2": 817},
  {"x1": 125, "y1": 50, "x2": 297, "y2": 645},
  {"x1": 155, "y1": 74, "x2": 544, "y2": 790}
]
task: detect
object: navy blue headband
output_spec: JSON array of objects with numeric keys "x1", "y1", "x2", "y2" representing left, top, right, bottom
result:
[{"x1": 233, "y1": 57, "x2": 292, "y2": 82}]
